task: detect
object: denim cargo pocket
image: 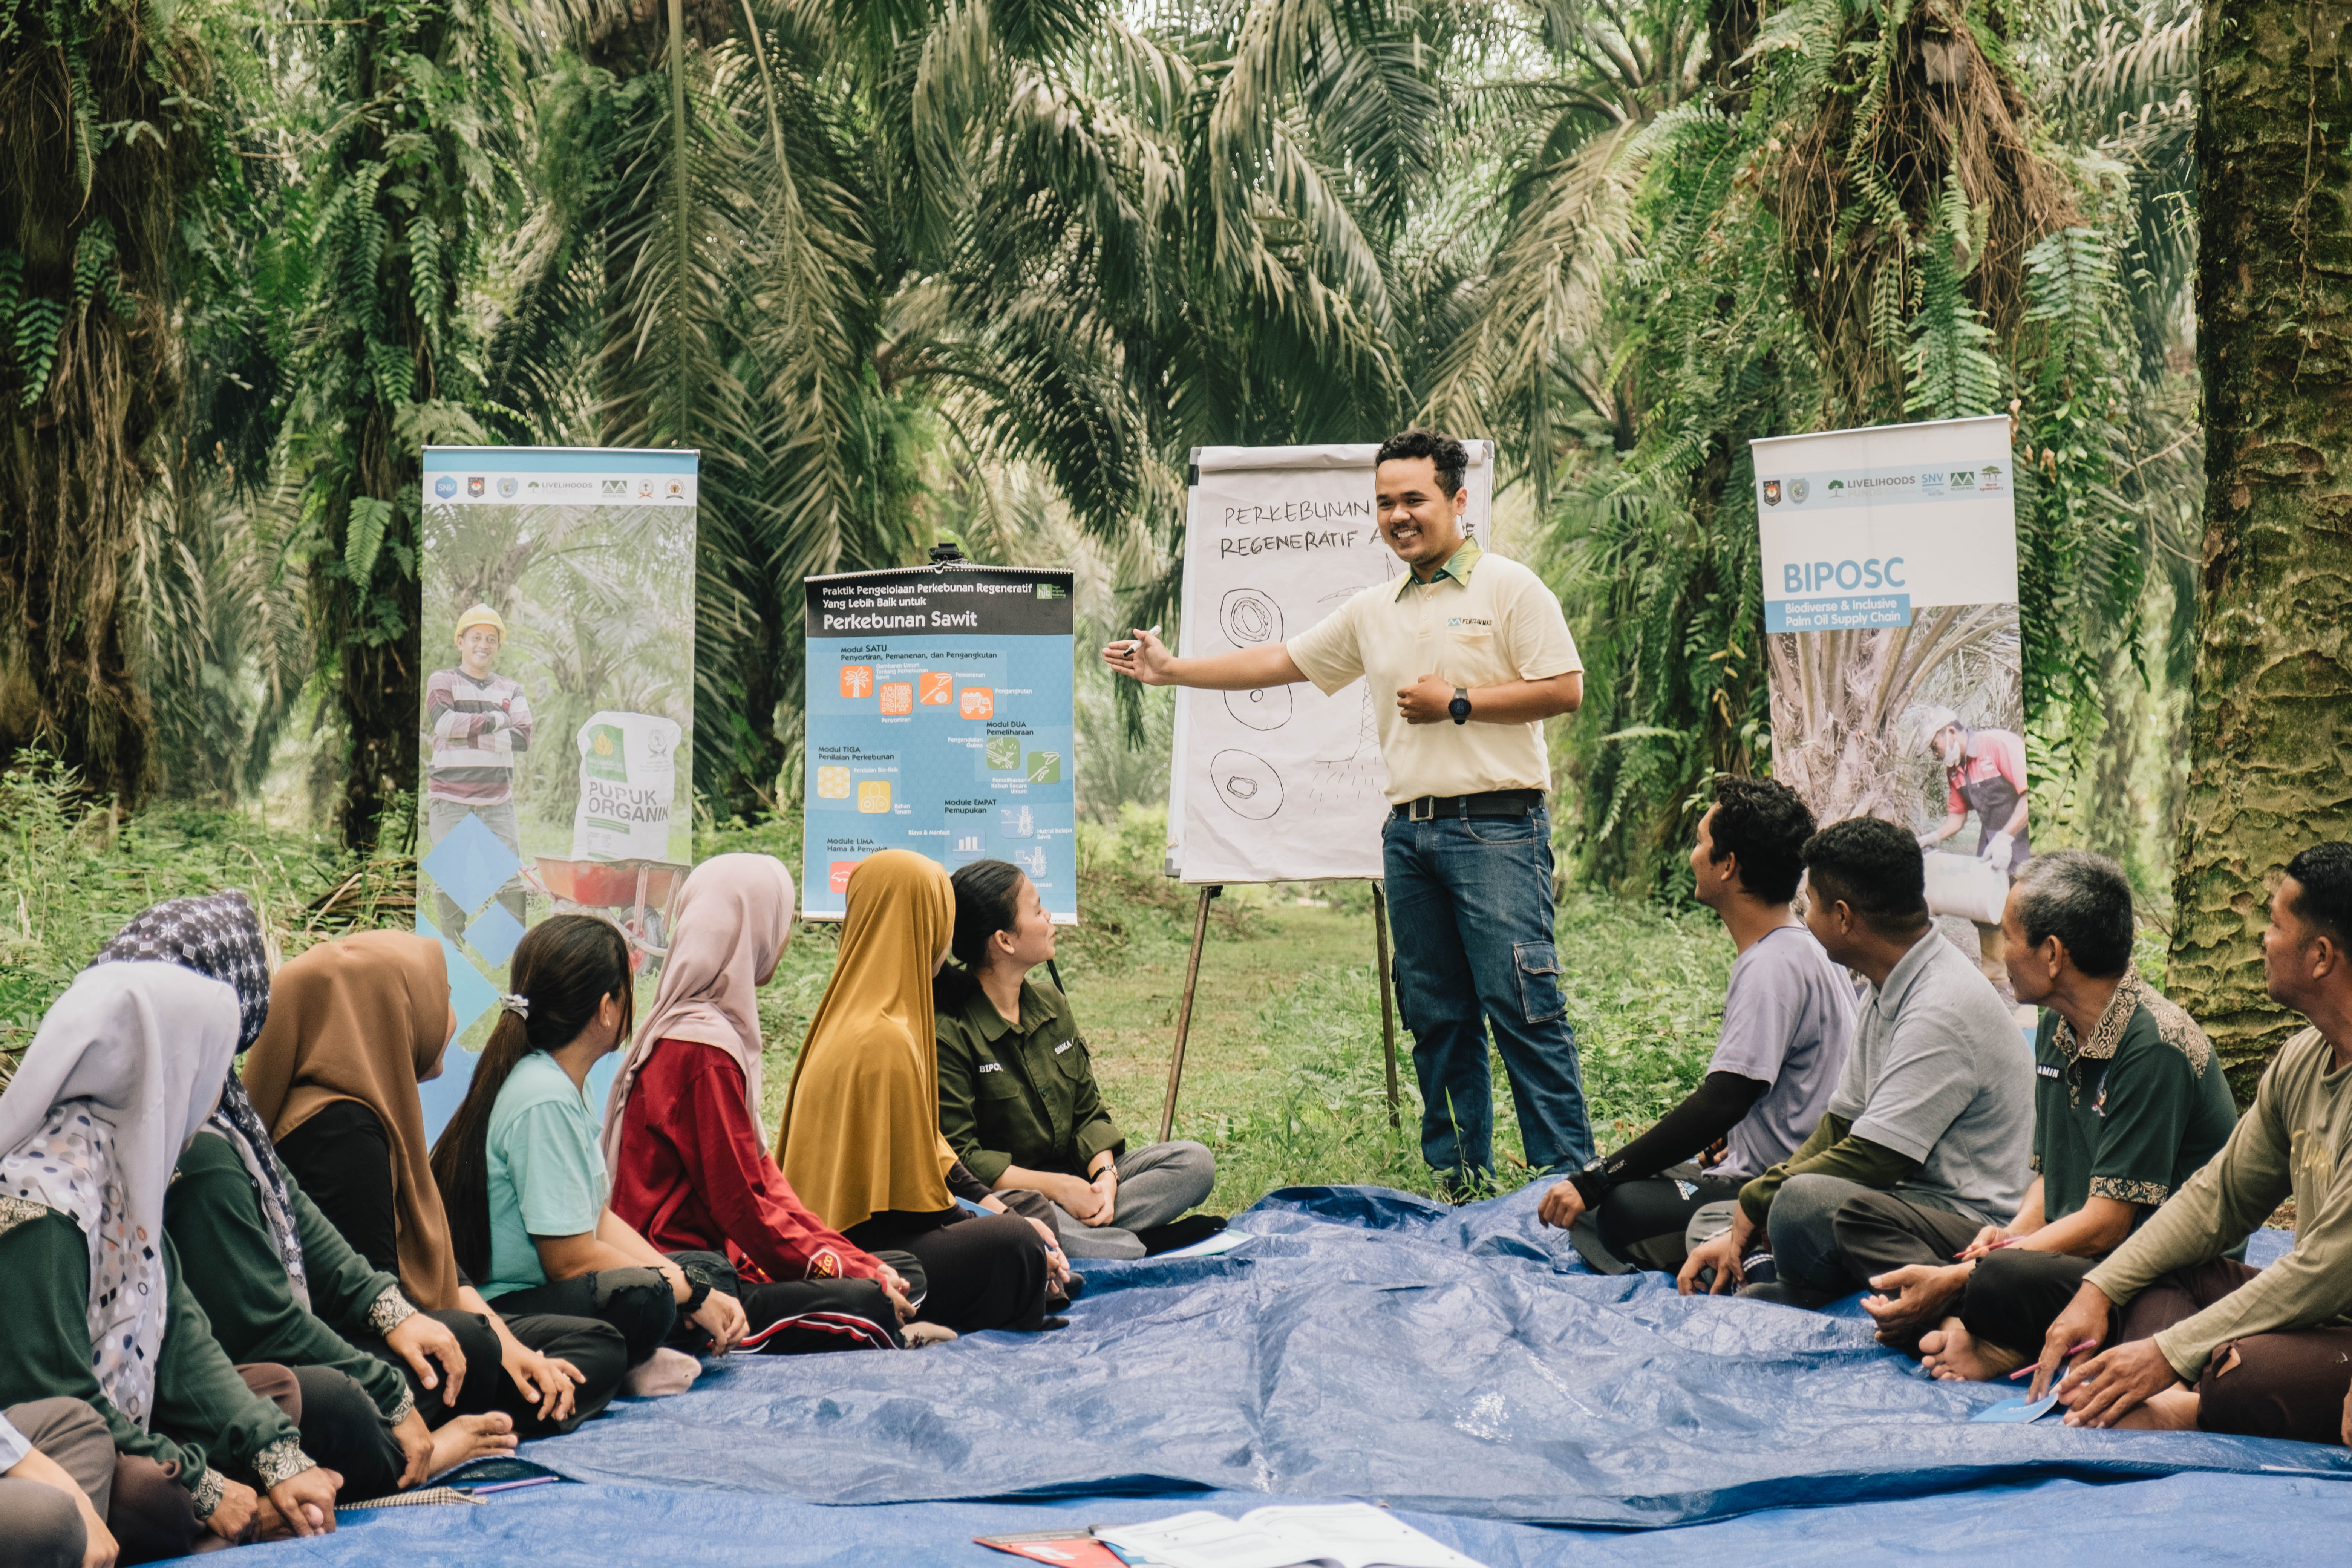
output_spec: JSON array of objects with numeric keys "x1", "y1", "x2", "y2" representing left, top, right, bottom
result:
[{"x1": 1514, "y1": 941, "x2": 1566, "y2": 1024}]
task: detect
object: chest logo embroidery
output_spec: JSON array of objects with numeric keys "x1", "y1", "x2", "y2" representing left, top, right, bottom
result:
[
  {"x1": 977, "y1": 1061, "x2": 1005, "y2": 1073},
  {"x1": 1054, "y1": 1040, "x2": 1074, "y2": 1054}
]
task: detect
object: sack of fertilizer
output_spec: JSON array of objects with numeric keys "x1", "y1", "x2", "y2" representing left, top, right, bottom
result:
[{"x1": 572, "y1": 711, "x2": 681, "y2": 861}]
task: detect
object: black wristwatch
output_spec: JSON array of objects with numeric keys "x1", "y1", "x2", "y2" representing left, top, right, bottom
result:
[
  {"x1": 1448, "y1": 687, "x2": 1472, "y2": 725},
  {"x1": 678, "y1": 1263, "x2": 714, "y2": 1317}
]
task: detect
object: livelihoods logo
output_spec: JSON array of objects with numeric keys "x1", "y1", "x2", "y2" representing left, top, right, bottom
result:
[{"x1": 601, "y1": 479, "x2": 627, "y2": 495}]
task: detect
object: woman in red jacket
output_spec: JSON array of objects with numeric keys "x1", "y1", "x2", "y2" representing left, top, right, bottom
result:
[{"x1": 602, "y1": 854, "x2": 938, "y2": 1351}]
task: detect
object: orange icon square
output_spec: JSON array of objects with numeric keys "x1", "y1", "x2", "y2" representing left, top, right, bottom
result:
[
  {"x1": 839, "y1": 665, "x2": 874, "y2": 700},
  {"x1": 958, "y1": 686, "x2": 994, "y2": 720},
  {"x1": 879, "y1": 682, "x2": 914, "y2": 715},
  {"x1": 919, "y1": 672, "x2": 953, "y2": 706},
  {"x1": 828, "y1": 861, "x2": 858, "y2": 894}
]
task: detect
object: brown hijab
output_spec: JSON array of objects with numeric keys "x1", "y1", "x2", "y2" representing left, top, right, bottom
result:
[
  {"x1": 242, "y1": 931, "x2": 465, "y2": 1311},
  {"x1": 775, "y1": 850, "x2": 958, "y2": 1233},
  {"x1": 602, "y1": 853, "x2": 795, "y2": 1171}
]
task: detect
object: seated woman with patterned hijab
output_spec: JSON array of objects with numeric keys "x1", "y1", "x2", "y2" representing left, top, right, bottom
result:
[
  {"x1": 0, "y1": 955, "x2": 341, "y2": 1558},
  {"x1": 86, "y1": 895, "x2": 519, "y2": 1502}
]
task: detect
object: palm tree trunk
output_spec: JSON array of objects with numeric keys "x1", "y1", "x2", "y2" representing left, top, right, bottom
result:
[
  {"x1": 0, "y1": 8, "x2": 189, "y2": 804},
  {"x1": 2170, "y1": 0, "x2": 2352, "y2": 1092}
]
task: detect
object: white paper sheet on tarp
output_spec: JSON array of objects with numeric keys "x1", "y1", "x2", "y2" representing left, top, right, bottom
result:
[
  {"x1": 1166, "y1": 442, "x2": 1493, "y2": 884},
  {"x1": 571, "y1": 710, "x2": 682, "y2": 861}
]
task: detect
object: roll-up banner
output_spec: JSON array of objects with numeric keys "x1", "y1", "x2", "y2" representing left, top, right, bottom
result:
[
  {"x1": 416, "y1": 445, "x2": 698, "y2": 1136},
  {"x1": 802, "y1": 564, "x2": 1078, "y2": 922},
  {"x1": 1750, "y1": 414, "x2": 2027, "y2": 933}
]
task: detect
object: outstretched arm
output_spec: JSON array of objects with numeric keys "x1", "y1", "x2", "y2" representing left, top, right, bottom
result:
[{"x1": 1102, "y1": 629, "x2": 1305, "y2": 691}]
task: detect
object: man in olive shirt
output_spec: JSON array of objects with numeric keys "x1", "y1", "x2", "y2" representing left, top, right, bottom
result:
[
  {"x1": 1107, "y1": 428, "x2": 1591, "y2": 1190},
  {"x1": 1830, "y1": 851, "x2": 2236, "y2": 1369},
  {"x1": 2036, "y1": 842, "x2": 2352, "y2": 1445}
]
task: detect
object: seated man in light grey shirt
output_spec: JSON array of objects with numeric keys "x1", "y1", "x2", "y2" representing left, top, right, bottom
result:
[
  {"x1": 1537, "y1": 777, "x2": 1854, "y2": 1271},
  {"x1": 1680, "y1": 815, "x2": 2034, "y2": 1306}
]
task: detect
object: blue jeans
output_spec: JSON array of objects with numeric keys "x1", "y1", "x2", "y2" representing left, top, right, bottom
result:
[{"x1": 1381, "y1": 805, "x2": 1594, "y2": 1182}]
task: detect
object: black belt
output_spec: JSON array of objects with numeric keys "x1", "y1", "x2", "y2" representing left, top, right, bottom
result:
[{"x1": 1392, "y1": 789, "x2": 1544, "y2": 821}]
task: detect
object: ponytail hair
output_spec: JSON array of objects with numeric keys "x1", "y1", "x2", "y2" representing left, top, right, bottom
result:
[
  {"x1": 933, "y1": 859, "x2": 1025, "y2": 1009},
  {"x1": 429, "y1": 914, "x2": 634, "y2": 1282}
]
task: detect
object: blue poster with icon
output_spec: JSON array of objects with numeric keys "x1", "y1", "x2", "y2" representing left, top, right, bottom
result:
[
  {"x1": 415, "y1": 445, "x2": 697, "y2": 1137},
  {"x1": 802, "y1": 564, "x2": 1078, "y2": 922}
]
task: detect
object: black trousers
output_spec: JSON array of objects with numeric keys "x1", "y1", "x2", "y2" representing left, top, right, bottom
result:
[
  {"x1": 1955, "y1": 1248, "x2": 2099, "y2": 1357},
  {"x1": 845, "y1": 1212, "x2": 1049, "y2": 1332},
  {"x1": 737, "y1": 1277, "x2": 904, "y2": 1352},
  {"x1": 488, "y1": 1263, "x2": 682, "y2": 1371},
  {"x1": 360, "y1": 1306, "x2": 629, "y2": 1439},
  {"x1": 287, "y1": 1364, "x2": 406, "y2": 1502},
  {"x1": 1593, "y1": 1173, "x2": 1746, "y2": 1271},
  {"x1": 1814, "y1": 1187, "x2": 1986, "y2": 1331}
]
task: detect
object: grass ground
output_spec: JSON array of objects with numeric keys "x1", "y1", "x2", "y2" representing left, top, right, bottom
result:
[{"x1": 4, "y1": 761, "x2": 1732, "y2": 1210}]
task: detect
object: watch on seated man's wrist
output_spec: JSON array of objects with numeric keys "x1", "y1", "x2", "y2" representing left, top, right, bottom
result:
[{"x1": 1448, "y1": 687, "x2": 1472, "y2": 725}]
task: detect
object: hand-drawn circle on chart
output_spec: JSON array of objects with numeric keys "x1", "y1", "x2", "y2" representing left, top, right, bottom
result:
[
  {"x1": 1221, "y1": 589, "x2": 1284, "y2": 647},
  {"x1": 1210, "y1": 749, "x2": 1284, "y2": 821},
  {"x1": 1224, "y1": 684, "x2": 1293, "y2": 732}
]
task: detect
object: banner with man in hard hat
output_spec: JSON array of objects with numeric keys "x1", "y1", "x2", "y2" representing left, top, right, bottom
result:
[
  {"x1": 1747, "y1": 413, "x2": 2029, "y2": 1002},
  {"x1": 423, "y1": 601, "x2": 536, "y2": 938},
  {"x1": 415, "y1": 444, "x2": 698, "y2": 1139}
]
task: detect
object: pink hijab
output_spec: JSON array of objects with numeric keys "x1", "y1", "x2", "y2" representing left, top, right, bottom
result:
[{"x1": 601, "y1": 853, "x2": 796, "y2": 1169}]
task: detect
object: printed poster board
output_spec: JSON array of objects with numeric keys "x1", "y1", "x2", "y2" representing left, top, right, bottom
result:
[
  {"x1": 415, "y1": 446, "x2": 697, "y2": 1136},
  {"x1": 1750, "y1": 414, "x2": 2025, "y2": 926},
  {"x1": 802, "y1": 564, "x2": 1078, "y2": 922},
  {"x1": 1166, "y1": 441, "x2": 1494, "y2": 885}
]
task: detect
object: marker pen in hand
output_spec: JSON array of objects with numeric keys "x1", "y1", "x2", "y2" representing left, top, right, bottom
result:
[{"x1": 1121, "y1": 625, "x2": 1161, "y2": 654}]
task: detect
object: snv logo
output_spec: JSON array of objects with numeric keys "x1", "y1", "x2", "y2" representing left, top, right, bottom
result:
[{"x1": 433, "y1": 475, "x2": 457, "y2": 499}]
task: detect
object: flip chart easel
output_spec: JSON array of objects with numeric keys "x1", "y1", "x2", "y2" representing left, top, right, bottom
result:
[{"x1": 1156, "y1": 883, "x2": 1404, "y2": 1141}]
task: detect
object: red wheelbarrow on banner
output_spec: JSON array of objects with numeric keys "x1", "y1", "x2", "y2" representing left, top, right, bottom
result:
[{"x1": 522, "y1": 857, "x2": 690, "y2": 973}]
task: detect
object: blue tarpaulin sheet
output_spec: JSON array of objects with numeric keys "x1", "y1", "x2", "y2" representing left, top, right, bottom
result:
[
  {"x1": 183, "y1": 1185, "x2": 2347, "y2": 1563},
  {"x1": 524, "y1": 1184, "x2": 2342, "y2": 1526}
]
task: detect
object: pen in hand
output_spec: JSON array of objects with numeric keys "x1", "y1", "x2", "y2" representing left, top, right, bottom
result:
[
  {"x1": 2009, "y1": 1338, "x2": 2099, "y2": 1380},
  {"x1": 1120, "y1": 625, "x2": 1161, "y2": 654}
]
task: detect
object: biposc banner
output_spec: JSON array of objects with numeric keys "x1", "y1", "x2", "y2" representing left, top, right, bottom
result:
[
  {"x1": 1753, "y1": 414, "x2": 2017, "y2": 634},
  {"x1": 1750, "y1": 415, "x2": 2029, "y2": 947}
]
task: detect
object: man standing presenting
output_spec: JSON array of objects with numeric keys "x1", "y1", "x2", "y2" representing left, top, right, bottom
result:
[
  {"x1": 1104, "y1": 429, "x2": 1592, "y2": 1190},
  {"x1": 425, "y1": 603, "x2": 534, "y2": 940}
]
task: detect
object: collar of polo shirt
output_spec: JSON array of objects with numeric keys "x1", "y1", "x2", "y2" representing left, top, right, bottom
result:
[{"x1": 1396, "y1": 535, "x2": 1483, "y2": 599}]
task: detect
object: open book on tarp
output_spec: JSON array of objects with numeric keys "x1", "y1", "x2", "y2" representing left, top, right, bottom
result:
[{"x1": 1090, "y1": 1504, "x2": 1485, "y2": 1568}]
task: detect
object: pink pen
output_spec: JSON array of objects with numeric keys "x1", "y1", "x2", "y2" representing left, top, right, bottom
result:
[{"x1": 2009, "y1": 1338, "x2": 2100, "y2": 1380}]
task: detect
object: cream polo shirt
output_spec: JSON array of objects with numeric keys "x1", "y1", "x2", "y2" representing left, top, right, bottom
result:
[{"x1": 1285, "y1": 539, "x2": 1582, "y2": 804}]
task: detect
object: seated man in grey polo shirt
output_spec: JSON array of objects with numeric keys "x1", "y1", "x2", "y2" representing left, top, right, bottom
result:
[{"x1": 1680, "y1": 816, "x2": 2034, "y2": 1306}]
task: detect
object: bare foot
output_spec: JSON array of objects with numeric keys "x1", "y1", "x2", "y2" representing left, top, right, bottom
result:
[
  {"x1": 426, "y1": 1412, "x2": 518, "y2": 1477},
  {"x1": 1919, "y1": 1317, "x2": 2027, "y2": 1382},
  {"x1": 903, "y1": 1323, "x2": 958, "y2": 1348},
  {"x1": 2109, "y1": 1386, "x2": 2200, "y2": 1431}
]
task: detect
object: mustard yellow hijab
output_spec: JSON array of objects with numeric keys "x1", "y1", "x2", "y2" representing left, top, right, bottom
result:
[{"x1": 775, "y1": 850, "x2": 959, "y2": 1231}]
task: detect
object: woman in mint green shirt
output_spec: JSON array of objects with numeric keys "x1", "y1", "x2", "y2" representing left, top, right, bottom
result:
[{"x1": 430, "y1": 917, "x2": 747, "y2": 1382}]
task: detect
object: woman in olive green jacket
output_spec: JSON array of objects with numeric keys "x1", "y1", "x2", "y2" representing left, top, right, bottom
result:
[{"x1": 934, "y1": 861, "x2": 1219, "y2": 1260}]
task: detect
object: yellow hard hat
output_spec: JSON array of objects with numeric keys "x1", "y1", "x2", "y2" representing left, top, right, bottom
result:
[{"x1": 454, "y1": 604, "x2": 508, "y2": 643}]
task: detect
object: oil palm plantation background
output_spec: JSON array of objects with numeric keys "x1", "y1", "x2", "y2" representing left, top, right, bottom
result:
[{"x1": 3, "y1": 0, "x2": 2336, "y2": 1075}]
